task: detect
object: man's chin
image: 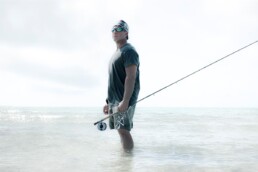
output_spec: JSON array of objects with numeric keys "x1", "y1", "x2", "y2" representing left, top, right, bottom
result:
[{"x1": 113, "y1": 37, "x2": 119, "y2": 42}]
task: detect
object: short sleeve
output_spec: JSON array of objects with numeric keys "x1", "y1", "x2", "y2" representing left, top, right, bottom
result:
[{"x1": 123, "y1": 49, "x2": 139, "y2": 68}]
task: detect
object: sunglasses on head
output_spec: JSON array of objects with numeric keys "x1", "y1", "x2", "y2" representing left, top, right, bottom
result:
[{"x1": 112, "y1": 27, "x2": 125, "y2": 32}]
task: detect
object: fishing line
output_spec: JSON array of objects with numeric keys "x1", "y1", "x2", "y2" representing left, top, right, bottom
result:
[{"x1": 94, "y1": 40, "x2": 258, "y2": 126}]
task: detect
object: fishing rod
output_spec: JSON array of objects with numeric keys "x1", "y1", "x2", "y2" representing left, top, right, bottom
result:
[{"x1": 94, "y1": 40, "x2": 258, "y2": 129}]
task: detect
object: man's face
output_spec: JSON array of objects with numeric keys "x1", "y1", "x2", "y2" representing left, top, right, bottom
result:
[{"x1": 112, "y1": 27, "x2": 128, "y2": 42}]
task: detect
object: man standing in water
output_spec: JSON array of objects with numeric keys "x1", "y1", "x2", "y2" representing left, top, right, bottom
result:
[{"x1": 103, "y1": 20, "x2": 140, "y2": 151}]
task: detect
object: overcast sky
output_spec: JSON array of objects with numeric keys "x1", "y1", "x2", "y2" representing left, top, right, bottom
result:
[{"x1": 0, "y1": 0, "x2": 257, "y2": 107}]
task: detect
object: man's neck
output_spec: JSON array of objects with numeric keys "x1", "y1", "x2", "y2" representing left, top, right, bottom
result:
[{"x1": 116, "y1": 40, "x2": 127, "y2": 49}]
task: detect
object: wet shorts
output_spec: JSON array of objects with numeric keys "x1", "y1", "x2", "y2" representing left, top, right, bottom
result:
[{"x1": 108, "y1": 104, "x2": 135, "y2": 131}]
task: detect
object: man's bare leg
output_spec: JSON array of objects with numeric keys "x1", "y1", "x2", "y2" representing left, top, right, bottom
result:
[{"x1": 118, "y1": 129, "x2": 134, "y2": 151}]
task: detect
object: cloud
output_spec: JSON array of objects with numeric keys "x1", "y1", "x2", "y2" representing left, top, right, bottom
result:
[
  {"x1": 0, "y1": 44, "x2": 101, "y2": 89},
  {"x1": 0, "y1": 0, "x2": 257, "y2": 107},
  {"x1": 7, "y1": 60, "x2": 98, "y2": 89},
  {"x1": 0, "y1": 0, "x2": 143, "y2": 50},
  {"x1": 0, "y1": 0, "x2": 105, "y2": 50}
]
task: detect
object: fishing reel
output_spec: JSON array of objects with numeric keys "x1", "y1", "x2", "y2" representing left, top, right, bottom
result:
[{"x1": 97, "y1": 122, "x2": 107, "y2": 131}]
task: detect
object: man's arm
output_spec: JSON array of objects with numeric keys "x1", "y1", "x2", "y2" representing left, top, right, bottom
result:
[{"x1": 118, "y1": 64, "x2": 137, "y2": 112}]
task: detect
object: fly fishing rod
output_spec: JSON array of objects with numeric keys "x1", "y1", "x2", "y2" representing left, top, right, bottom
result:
[{"x1": 94, "y1": 40, "x2": 258, "y2": 130}]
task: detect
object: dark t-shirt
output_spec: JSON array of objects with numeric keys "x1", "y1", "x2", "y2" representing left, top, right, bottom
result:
[{"x1": 107, "y1": 43, "x2": 140, "y2": 106}]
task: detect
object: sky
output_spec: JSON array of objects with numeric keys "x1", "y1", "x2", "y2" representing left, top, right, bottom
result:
[{"x1": 0, "y1": 0, "x2": 258, "y2": 107}]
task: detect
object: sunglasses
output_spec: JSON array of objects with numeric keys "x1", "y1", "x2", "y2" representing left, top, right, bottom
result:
[{"x1": 112, "y1": 27, "x2": 125, "y2": 33}]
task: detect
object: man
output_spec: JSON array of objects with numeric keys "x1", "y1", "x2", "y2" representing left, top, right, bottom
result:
[{"x1": 103, "y1": 20, "x2": 140, "y2": 151}]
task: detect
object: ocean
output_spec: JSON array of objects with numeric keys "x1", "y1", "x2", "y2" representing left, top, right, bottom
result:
[{"x1": 0, "y1": 107, "x2": 258, "y2": 172}]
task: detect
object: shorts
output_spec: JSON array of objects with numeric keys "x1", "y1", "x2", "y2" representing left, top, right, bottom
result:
[{"x1": 108, "y1": 104, "x2": 135, "y2": 131}]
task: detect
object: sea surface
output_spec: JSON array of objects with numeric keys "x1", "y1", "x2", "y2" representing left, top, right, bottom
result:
[{"x1": 0, "y1": 107, "x2": 258, "y2": 172}]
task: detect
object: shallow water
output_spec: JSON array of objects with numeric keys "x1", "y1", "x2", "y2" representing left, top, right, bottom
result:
[{"x1": 0, "y1": 107, "x2": 258, "y2": 172}]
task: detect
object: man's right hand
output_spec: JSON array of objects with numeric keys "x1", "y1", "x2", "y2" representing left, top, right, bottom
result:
[{"x1": 103, "y1": 104, "x2": 109, "y2": 115}]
